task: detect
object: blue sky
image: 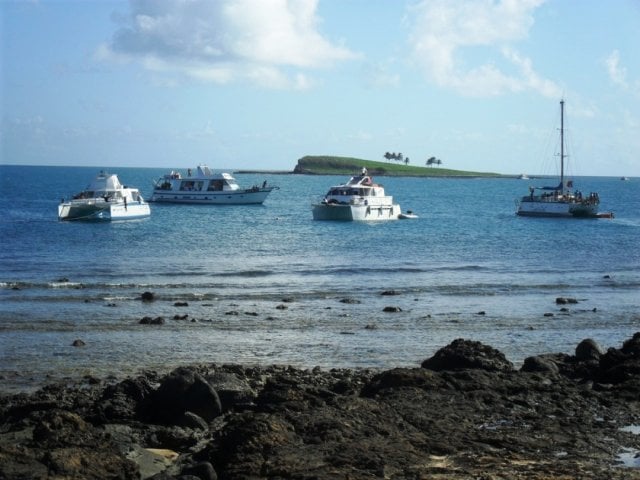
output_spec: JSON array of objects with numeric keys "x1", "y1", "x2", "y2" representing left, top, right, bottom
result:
[{"x1": 2, "y1": 0, "x2": 639, "y2": 176}]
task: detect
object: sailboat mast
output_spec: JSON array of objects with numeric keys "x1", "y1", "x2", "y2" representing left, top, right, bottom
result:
[{"x1": 560, "y1": 99, "x2": 565, "y2": 191}]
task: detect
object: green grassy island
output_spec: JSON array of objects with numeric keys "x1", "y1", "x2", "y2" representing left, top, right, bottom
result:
[{"x1": 291, "y1": 155, "x2": 505, "y2": 177}]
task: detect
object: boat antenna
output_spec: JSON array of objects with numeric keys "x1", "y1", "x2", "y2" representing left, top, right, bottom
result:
[{"x1": 560, "y1": 99, "x2": 565, "y2": 192}]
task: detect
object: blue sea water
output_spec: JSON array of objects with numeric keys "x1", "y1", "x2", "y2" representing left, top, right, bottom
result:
[{"x1": 1, "y1": 164, "x2": 639, "y2": 392}]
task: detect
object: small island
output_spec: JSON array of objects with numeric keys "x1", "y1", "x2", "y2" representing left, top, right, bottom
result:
[{"x1": 239, "y1": 155, "x2": 511, "y2": 178}]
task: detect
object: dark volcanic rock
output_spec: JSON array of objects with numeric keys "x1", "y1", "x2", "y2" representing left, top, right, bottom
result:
[
  {"x1": 622, "y1": 332, "x2": 640, "y2": 355},
  {"x1": 380, "y1": 289, "x2": 400, "y2": 296},
  {"x1": 521, "y1": 354, "x2": 561, "y2": 375},
  {"x1": 1, "y1": 410, "x2": 138, "y2": 479},
  {"x1": 556, "y1": 296, "x2": 579, "y2": 304},
  {"x1": 204, "y1": 370, "x2": 257, "y2": 411},
  {"x1": 361, "y1": 367, "x2": 446, "y2": 397},
  {"x1": 421, "y1": 338, "x2": 515, "y2": 372},
  {"x1": 94, "y1": 375, "x2": 154, "y2": 422},
  {"x1": 140, "y1": 316, "x2": 164, "y2": 325},
  {"x1": 576, "y1": 338, "x2": 604, "y2": 361},
  {"x1": 339, "y1": 297, "x2": 360, "y2": 304},
  {"x1": 382, "y1": 305, "x2": 402, "y2": 312},
  {"x1": 144, "y1": 367, "x2": 222, "y2": 424},
  {"x1": 3, "y1": 334, "x2": 640, "y2": 479},
  {"x1": 181, "y1": 461, "x2": 217, "y2": 480},
  {"x1": 140, "y1": 291, "x2": 155, "y2": 301}
]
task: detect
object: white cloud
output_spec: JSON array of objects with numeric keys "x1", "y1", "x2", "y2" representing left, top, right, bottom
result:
[
  {"x1": 604, "y1": 50, "x2": 640, "y2": 99},
  {"x1": 408, "y1": 0, "x2": 559, "y2": 97},
  {"x1": 97, "y1": 0, "x2": 357, "y2": 89},
  {"x1": 605, "y1": 50, "x2": 628, "y2": 88}
]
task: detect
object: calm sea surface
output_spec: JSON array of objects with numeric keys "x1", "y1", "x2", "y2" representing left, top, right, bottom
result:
[{"x1": 1, "y1": 165, "x2": 639, "y2": 392}]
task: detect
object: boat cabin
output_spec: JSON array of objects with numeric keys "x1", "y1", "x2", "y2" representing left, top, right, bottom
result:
[
  {"x1": 72, "y1": 172, "x2": 126, "y2": 201},
  {"x1": 322, "y1": 173, "x2": 388, "y2": 204},
  {"x1": 155, "y1": 168, "x2": 240, "y2": 192}
]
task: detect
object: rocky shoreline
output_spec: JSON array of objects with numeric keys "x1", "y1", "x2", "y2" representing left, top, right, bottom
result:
[{"x1": 2, "y1": 334, "x2": 640, "y2": 479}]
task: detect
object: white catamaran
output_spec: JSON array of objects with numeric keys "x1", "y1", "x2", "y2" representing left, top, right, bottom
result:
[
  {"x1": 58, "y1": 171, "x2": 150, "y2": 221},
  {"x1": 516, "y1": 100, "x2": 609, "y2": 218}
]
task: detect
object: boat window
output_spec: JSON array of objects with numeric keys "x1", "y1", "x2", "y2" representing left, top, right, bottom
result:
[
  {"x1": 208, "y1": 180, "x2": 224, "y2": 191},
  {"x1": 180, "y1": 181, "x2": 203, "y2": 191}
]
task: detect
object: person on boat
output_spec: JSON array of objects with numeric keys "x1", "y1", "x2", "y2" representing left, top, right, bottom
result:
[
  {"x1": 262, "y1": 180, "x2": 267, "y2": 188},
  {"x1": 361, "y1": 167, "x2": 367, "y2": 176}
]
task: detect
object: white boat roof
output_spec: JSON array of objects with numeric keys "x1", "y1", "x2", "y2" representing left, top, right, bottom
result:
[
  {"x1": 88, "y1": 172, "x2": 123, "y2": 191},
  {"x1": 196, "y1": 165, "x2": 213, "y2": 177},
  {"x1": 329, "y1": 175, "x2": 379, "y2": 188},
  {"x1": 194, "y1": 165, "x2": 234, "y2": 179},
  {"x1": 347, "y1": 175, "x2": 376, "y2": 186}
]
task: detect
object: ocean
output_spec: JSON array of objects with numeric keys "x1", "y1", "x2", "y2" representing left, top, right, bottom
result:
[{"x1": 1, "y1": 164, "x2": 639, "y2": 392}]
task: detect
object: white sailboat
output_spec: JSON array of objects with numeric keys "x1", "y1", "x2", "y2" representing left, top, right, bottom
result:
[{"x1": 516, "y1": 100, "x2": 606, "y2": 218}]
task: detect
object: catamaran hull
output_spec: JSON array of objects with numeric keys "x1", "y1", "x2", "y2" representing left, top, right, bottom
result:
[
  {"x1": 312, "y1": 203, "x2": 402, "y2": 221},
  {"x1": 149, "y1": 188, "x2": 274, "y2": 205},
  {"x1": 516, "y1": 201, "x2": 598, "y2": 218},
  {"x1": 58, "y1": 202, "x2": 150, "y2": 221}
]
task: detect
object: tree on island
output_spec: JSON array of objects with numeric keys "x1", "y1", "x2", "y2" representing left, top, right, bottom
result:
[
  {"x1": 426, "y1": 156, "x2": 442, "y2": 167},
  {"x1": 383, "y1": 152, "x2": 404, "y2": 164}
]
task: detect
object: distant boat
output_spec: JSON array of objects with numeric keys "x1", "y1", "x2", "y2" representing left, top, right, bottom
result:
[
  {"x1": 516, "y1": 100, "x2": 608, "y2": 218},
  {"x1": 312, "y1": 168, "x2": 402, "y2": 221},
  {"x1": 58, "y1": 171, "x2": 150, "y2": 221},
  {"x1": 621, "y1": 176, "x2": 630, "y2": 181},
  {"x1": 149, "y1": 165, "x2": 277, "y2": 204},
  {"x1": 518, "y1": 174, "x2": 529, "y2": 180}
]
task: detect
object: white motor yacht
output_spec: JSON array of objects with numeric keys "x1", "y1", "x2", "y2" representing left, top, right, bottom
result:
[
  {"x1": 312, "y1": 168, "x2": 402, "y2": 221},
  {"x1": 149, "y1": 165, "x2": 277, "y2": 204}
]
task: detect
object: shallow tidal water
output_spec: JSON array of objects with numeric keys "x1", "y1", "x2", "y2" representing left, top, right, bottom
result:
[{"x1": 1, "y1": 165, "x2": 639, "y2": 392}]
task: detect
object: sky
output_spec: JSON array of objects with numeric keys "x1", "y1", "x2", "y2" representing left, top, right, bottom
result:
[{"x1": 1, "y1": 0, "x2": 639, "y2": 176}]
